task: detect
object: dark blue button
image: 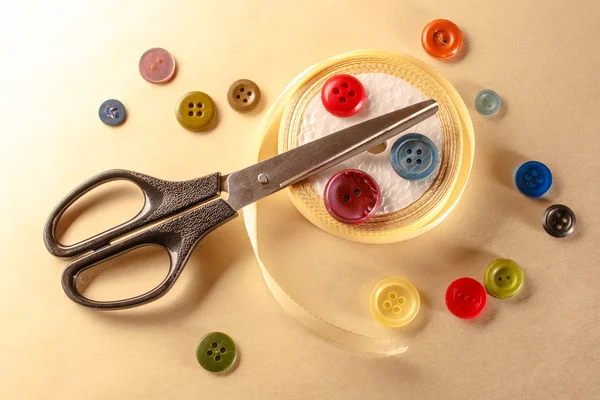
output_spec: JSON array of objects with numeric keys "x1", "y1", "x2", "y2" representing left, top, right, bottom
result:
[
  {"x1": 390, "y1": 133, "x2": 439, "y2": 180},
  {"x1": 514, "y1": 161, "x2": 552, "y2": 198},
  {"x1": 98, "y1": 99, "x2": 126, "y2": 126}
]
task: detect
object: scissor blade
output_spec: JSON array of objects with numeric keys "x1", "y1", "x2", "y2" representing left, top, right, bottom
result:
[{"x1": 224, "y1": 100, "x2": 438, "y2": 210}]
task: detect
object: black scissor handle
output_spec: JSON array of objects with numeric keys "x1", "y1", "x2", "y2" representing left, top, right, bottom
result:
[
  {"x1": 61, "y1": 199, "x2": 237, "y2": 309},
  {"x1": 43, "y1": 169, "x2": 221, "y2": 258}
]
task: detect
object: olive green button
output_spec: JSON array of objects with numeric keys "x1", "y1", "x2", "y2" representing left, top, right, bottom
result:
[
  {"x1": 227, "y1": 79, "x2": 261, "y2": 112},
  {"x1": 483, "y1": 258, "x2": 525, "y2": 299},
  {"x1": 176, "y1": 91, "x2": 217, "y2": 131},
  {"x1": 196, "y1": 332, "x2": 237, "y2": 373}
]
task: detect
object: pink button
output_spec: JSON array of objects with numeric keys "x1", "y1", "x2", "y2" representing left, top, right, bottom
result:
[
  {"x1": 324, "y1": 169, "x2": 380, "y2": 224},
  {"x1": 139, "y1": 48, "x2": 176, "y2": 84},
  {"x1": 321, "y1": 74, "x2": 366, "y2": 117}
]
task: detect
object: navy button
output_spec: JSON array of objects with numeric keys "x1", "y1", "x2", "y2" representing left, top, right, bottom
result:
[
  {"x1": 475, "y1": 90, "x2": 501, "y2": 116},
  {"x1": 514, "y1": 161, "x2": 552, "y2": 198},
  {"x1": 99, "y1": 99, "x2": 126, "y2": 126},
  {"x1": 390, "y1": 133, "x2": 439, "y2": 180}
]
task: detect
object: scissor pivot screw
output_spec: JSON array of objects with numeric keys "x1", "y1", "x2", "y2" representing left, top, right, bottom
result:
[{"x1": 257, "y1": 173, "x2": 268, "y2": 184}]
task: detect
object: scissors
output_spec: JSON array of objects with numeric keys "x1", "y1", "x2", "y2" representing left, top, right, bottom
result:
[{"x1": 43, "y1": 100, "x2": 438, "y2": 309}]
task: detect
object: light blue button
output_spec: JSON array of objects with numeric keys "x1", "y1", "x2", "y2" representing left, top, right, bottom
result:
[
  {"x1": 475, "y1": 90, "x2": 501, "y2": 116},
  {"x1": 390, "y1": 133, "x2": 439, "y2": 180},
  {"x1": 514, "y1": 161, "x2": 552, "y2": 198},
  {"x1": 99, "y1": 99, "x2": 126, "y2": 126}
]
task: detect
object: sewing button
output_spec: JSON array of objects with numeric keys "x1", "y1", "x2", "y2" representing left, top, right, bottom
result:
[
  {"x1": 323, "y1": 169, "x2": 380, "y2": 224},
  {"x1": 175, "y1": 91, "x2": 217, "y2": 132},
  {"x1": 542, "y1": 204, "x2": 576, "y2": 238},
  {"x1": 483, "y1": 258, "x2": 525, "y2": 299},
  {"x1": 227, "y1": 79, "x2": 261, "y2": 112},
  {"x1": 421, "y1": 19, "x2": 463, "y2": 60},
  {"x1": 321, "y1": 74, "x2": 365, "y2": 117},
  {"x1": 139, "y1": 48, "x2": 176, "y2": 84},
  {"x1": 475, "y1": 90, "x2": 501, "y2": 116},
  {"x1": 390, "y1": 133, "x2": 439, "y2": 180},
  {"x1": 370, "y1": 277, "x2": 420, "y2": 327},
  {"x1": 98, "y1": 99, "x2": 126, "y2": 126},
  {"x1": 514, "y1": 161, "x2": 552, "y2": 198},
  {"x1": 196, "y1": 332, "x2": 237, "y2": 373},
  {"x1": 445, "y1": 277, "x2": 487, "y2": 319}
]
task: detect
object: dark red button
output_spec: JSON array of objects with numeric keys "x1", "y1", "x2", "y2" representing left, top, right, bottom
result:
[
  {"x1": 445, "y1": 277, "x2": 487, "y2": 319},
  {"x1": 323, "y1": 169, "x2": 380, "y2": 224},
  {"x1": 321, "y1": 74, "x2": 365, "y2": 117}
]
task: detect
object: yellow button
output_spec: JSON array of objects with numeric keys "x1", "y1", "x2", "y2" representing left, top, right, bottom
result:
[
  {"x1": 175, "y1": 91, "x2": 217, "y2": 132},
  {"x1": 370, "y1": 277, "x2": 420, "y2": 327}
]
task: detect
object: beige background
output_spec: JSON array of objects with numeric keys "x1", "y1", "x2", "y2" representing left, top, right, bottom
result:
[{"x1": 1, "y1": 0, "x2": 599, "y2": 399}]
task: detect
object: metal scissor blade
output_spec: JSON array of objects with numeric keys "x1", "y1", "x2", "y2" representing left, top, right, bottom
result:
[{"x1": 224, "y1": 100, "x2": 438, "y2": 210}]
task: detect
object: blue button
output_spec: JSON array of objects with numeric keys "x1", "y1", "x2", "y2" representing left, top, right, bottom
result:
[
  {"x1": 99, "y1": 99, "x2": 126, "y2": 126},
  {"x1": 514, "y1": 161, "x2": 552, "y2": 198},
  {"x1": 475, "y1": 90, "x2": 501, "y2": 116},
  {"x1": 390, "y1": 133, "x2": 439, "y2": 180}
]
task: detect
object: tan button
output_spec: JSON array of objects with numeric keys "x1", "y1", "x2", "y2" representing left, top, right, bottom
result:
[
  {"x1": 139, "y1": 48, "x2": 176, "y2": 84},
  {"x1": 175, "y1": 91, "x2": 217, "y2": 132},
  {"x1": 227, "y1": 79, "x2": 261, "y2": 112}
]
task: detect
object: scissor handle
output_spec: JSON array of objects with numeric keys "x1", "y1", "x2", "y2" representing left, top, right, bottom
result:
[
  {"x1": 43, "y1": 169, "x2": 222, "y2": 258},
  {"x1": 61, "y1": 199, "x2": 237, "y2": 309}
]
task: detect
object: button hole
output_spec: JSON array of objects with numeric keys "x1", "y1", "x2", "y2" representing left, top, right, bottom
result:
[
  {"x1": 341, "y1": 82, "x2": 349, "y2": 89},
  {"x1": 498, "y1": 277, "x2": 502, "y2": 281},
  {"x1": 407, "y1": 149, "x2": 412, "y2": 154},
  {"x1": 348, "y1": 90, "x2": 355, "y2": 97},
  {"x1": 393, "y1": 306, "x2": 401, "y2": 313},
  {"x1": 196, "y1": 111, "x2": 203, "y2": 117},
  {"x1": 416, "y1": 149, "x2": 422, "y2": 155},
  {"x1": 406, "y1": 158, "x2": 412, "y2": 164},
  {"x1": 416, "y1": 159, "x2": 422, "y2": 164},
  {"x1": 247, "y1": 92, "x2": 252, "y2": 96},
  {"x1": 353, "y1": 189, "x2": 360, "y2": 196},
  {"x1": 557, "y1": 224, "x2": 563, "y2": 229},
  {"x1": 332, "y1": 87, "x2": 340, "y2": 95},
  {"x1": 215, "y1": 355, "x2": 221, "y2": 361},
  {"x1": 236, "y1": 95, "x2": 241, "y2": 99},
  {"x1": 240, "y1": 87, "x2": 245, "y2": 93},
  {"x1": 506, "y1": 276, "x2": 510, "y2": 280},
  {"x1": 220, "y1": 347, "x2": 226, "y2": 353},
  {"x1": 243, "y1": 99, "x2": 248, "y2": 103},
  {"x1": 212, "y1": 343, "x2": 218, "y2": 348},
  {"x1": 562, "y1": 218, "x2": 568, "y2": 223},
  {"x1": 188, "y1": 111, "x2": 194, "y2": 116},
  {"x1": 157, "y1": 58, "x2": 163, "y2": 64},
  {"x1": 188, "y1": 103, "x2": 194, "y2": 108},
  {"x1": 207, "y1": 350, "x2": 213, "y2": 356},
  {"x1": 343, "y1": 195, "x2": 350, "y2": 202},
  {"x1": 339, "y1": 97, "x2": 347, "y2": 103},
  {"x1": 197, "y1": 103, "x2": 203, "y2": 108}
]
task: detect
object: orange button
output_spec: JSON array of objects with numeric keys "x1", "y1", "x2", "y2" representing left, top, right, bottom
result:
[{"x1": 421, "y1": 19, "x2": 463, "y2": 60}]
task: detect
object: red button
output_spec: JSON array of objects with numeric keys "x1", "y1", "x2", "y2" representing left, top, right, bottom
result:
[
  {"x1": 321, "y1": 74, "x2": 365, "y2": 117},
  {"x1": 323, "y1": 169, "x2": 380, "y2": 224},
  {"x1": 445, "y1": 277, "x2": 487, "y2": 319}
]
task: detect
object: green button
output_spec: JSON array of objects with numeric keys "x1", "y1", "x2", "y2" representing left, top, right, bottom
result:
[
  {"x1": 196, "y1": 332, "x2": 237, "y2": 373},
  {"x1": 176, "y1": 91, "x2": 217, "y2": 132},
  {"x1": 483, "y1": 258, "x2": 524, "y2": 299}
]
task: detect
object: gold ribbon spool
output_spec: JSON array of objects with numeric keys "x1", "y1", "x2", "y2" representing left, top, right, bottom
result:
[
  {"x1": 243, "y1": 50, "x2": 474, "y2": 354},
  {"x1": 278, "y1": 50, "x2": 474, "y2": 243}
]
